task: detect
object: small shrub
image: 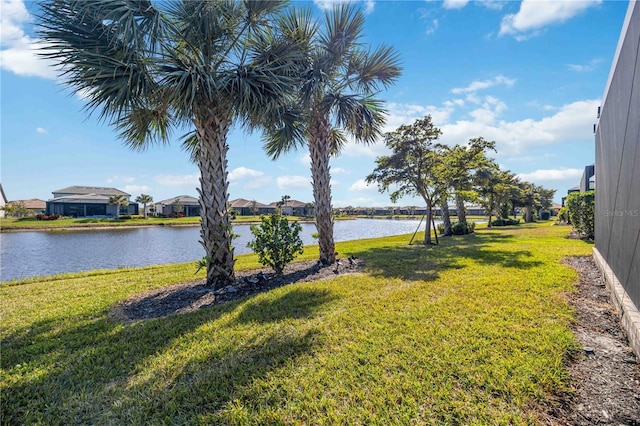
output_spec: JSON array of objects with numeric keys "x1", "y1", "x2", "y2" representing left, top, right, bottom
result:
[
  {"x1": 558, "y1": 207, "x2": 569, "y2": 223},
  {"x1": 247, "y1": 214, "x2": 304, "y2": 274},
  {"x1": 35, "y1": 214, "x2": 61, "y2": 221},
  {"x1": 452, "y1": 221, "x2": 476, "y2": 235},
  {"x1": 438, "y1": 221, "x2": 475, "y2": 235},
  {"x1": 491, "y1": 218, "x2": 520, "y2": 226}
]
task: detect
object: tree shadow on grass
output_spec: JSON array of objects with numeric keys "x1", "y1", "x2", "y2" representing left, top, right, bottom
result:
[
  {"x1": 233, "y1": 288, "x2": 336, "y2": 324},
  {"x1": 353, "y1": 232, "x2": 544, "y2": 282},
  {"x1": 1, "y1": 287, "x2": 327, "y2": 424}
]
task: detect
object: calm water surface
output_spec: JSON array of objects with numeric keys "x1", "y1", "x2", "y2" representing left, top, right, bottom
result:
[{"x1": 0, "y1": 219, "x2": 434, "y2": 281}]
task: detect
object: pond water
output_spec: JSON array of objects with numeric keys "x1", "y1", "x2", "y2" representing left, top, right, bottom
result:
[{"x1": 0, "y1": 218, "x2": 436, "y2": 281}]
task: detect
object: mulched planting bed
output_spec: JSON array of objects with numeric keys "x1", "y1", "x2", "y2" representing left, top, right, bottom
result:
[
  {"x1": 536, "y1": 256, "x2": 640, "y2": 425},
  {"x1": 112, "y1": 257, "x2": 364, "y2": 321}
]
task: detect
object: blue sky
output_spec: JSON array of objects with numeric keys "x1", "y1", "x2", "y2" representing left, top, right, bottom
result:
[{"x1": 0, "y1": 0, "x2": 630, "y2": 207}]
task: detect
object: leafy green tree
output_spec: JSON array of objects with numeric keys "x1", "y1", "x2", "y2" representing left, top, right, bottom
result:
[
  {"x1": 247, "y1": 214, "x2": 304, "y2": 274},
  {"x1": 3, "y1": 201, "x2": 30, "y2": 218},
  {"x1": 366, "y1": 116, "x2": 442, "y2": 244},
  {"x1": 135, "y1": 194, "x2": 153, "y2": 219},
  {"x1": 475, "y1": 166, "x2": 518, "y2": 228},
  {"x1": 173, "y1": 200, "x2": 184, "y2": 215},
  {"x1": 109, "y1": 195, "x2": 129, "y2": 219},
  {"x1": 263, "y1": 4, "x2": 401, "y2": 264},
  {"x1": 439, "y1": 137, "x2": 496, "y2": 225},
  {"x1": 250, "y1": 200, "x2": 259, "y2": 217},
  {"x1": 39, "y1": 0, "x2": 305, "y2": 289}
]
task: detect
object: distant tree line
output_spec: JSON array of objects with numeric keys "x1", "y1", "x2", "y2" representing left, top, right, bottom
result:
[{"x1": 366, "y1": 115, "x2": 557, "y2": 244}]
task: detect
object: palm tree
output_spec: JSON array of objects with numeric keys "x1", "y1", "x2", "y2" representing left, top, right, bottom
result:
[
  {"x1": 109, "y1": 195, "x2": 129, "y2": 219},
  {"x1": 135, "y1": 194, "x2": 153, "y2": 219},
  {"x1": 39, "y1": 0, "x2": 305, "y2": 288},
  {"x1": 263, "y1": 5, "x2": 401, "y2": 264}
]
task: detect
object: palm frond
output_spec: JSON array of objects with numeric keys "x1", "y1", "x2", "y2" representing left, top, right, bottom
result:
[
  {"x1": 180, "y1": 131, "x2": 200, "y2": 164},
  {"x1": 114, "y1": 101, "x2": 175, "y2": 151},
  {"x1": 348, "y1": 45, "x2": 402, "y2": 93},
  {"x1": 261, "y1": 105, "x2": 307, "y2": 160},
  {"x1": 329, "y1": 128, "x2": 348, "y2": 156},
  {"x1": 325, "y1": 94, "x2": 385, "y2": 144},
  {"x1": 38, "y1": 0, "x2": 162, "y2": 123},
  {"x1": 318, "y1": 4, "x2": 364, "y2": 74}
]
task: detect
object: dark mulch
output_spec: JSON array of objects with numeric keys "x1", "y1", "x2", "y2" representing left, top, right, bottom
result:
[
  {"x1": 112, "y1": 257, "x2": 364, "y2": 321},
  {"x1": 535, "y1": 256, "x2": 640, "y2": 425}
]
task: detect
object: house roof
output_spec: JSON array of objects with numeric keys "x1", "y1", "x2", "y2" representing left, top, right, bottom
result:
[
  {"x1": 229, "y1": 198, "x2": 270, "y2": 209},
  {"x1": 157, "y1": 195, "x2": 199, "y2": 205},
  {"x1": 52, "y1": 186, "x2": 130, "y2": 196},
  {"x1": 48, "y1": 194, "x2": 111, "y2": 203},
  {"x1": 269, "y1": 199, "x2": 308, "y2": 208},
  {"x1": 10, "y1": 199, "x2": 46, "y2": 209}
]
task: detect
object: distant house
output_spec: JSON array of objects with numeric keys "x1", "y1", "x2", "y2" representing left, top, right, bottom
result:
[
  {"x1": 154, "y1": 195, "x2": 200, "y2": 217},
  {"x1": 229, "y1": 198, "x2": 276, "y2": 216},
  {"x1": 8, "y1": 199, "x2": 46, "y2": 216},
  {"x1": 269, "y1": 199, "x2": 309, "y2": 216},
  {"x1": 0, "y1": 183, "x2": 7, "y2": 218},
  {"x1": 46, "y1": 186, "x2": 138, "y2": 217}
]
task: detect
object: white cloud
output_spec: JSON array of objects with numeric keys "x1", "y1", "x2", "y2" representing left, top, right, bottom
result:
[
  {"x1": 277, "y1": 175, "x2": 311, "y2": 190},
  {"x1": 386, "y1": 102, "x2": 456, "y2": 131},
  {"x1": 229, "y1": 167, "x2": 271, "y2": 189},
  {"x1": 0, "y1": 0, "x2": 58, "y2": 79},
  {"x1": 426, "y1": 18, "x2": 439, "y2": 35},
  {"x1": 332, "y1": 167, "x2": 348, "y2": 174},
  {"x1": 567, "y1": 58, "x2": 603, "y2": 73},
  {"x1": 107, "y1": 176, "x2": 136, "y2": 184},
  {"x1": 499, "y1": 0, "x2": 601, "y2": 39},
  {"x1": 155, "y1": 174, "x2": 199, "y2": 187},
  {"x1": 451, "y1": 75, "x2": 516, "y2": 94},
  {"x1": 124, "y1": 185, "x2": 152, "y2": 194},
  {"x1": 443, "y1": 0, "x2": 468, "y2": 10},
  {"x1": 298, "y1": 153, "x2": 311, "y2": 166},
  {"x1": 517, "y1": 168, "x2": 583, "y2": 182},
  {"x1": 314, "y1": 0, "x2": 374, "y2": 14},
  {"x1": 36, "y1": 127, "x2": 47, "y2": 134},
  {"x1": 348, "y1": 179, "x2": 376, "y2": 191},
  {"x1": 228, "y1": 167, "x2": 264, "y2": 181},
  {"x1": 439, "y1": 99, "x2": 600, "y2": 154}
]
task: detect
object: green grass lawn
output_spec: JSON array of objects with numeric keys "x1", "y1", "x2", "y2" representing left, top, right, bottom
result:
[{"x1": 1, "y1": 223, "x2": 592, "y2": 424}]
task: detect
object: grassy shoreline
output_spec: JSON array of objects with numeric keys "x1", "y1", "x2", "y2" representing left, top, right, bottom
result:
[
  {"x1": 1, "y1": 223, "x2": 590, "y2": 424},
  {"x1": 0, "y1": 214, "x2": 490, "y2": 232},
  {"x1": 0, "y1": 215, "x2": 362, "y2": 232}
]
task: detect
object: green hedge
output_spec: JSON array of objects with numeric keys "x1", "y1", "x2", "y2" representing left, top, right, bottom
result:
[{"x1": 565, "y1": 191, "x2": 594, "y2": 239}]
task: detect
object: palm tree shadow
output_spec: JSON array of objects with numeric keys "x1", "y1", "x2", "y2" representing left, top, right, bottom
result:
[{"x1": 233, "y1": 288, "x2": 336, "y2": 324}]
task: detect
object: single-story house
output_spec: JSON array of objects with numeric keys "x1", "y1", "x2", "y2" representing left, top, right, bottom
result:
[
  {"x1": 154, "y1": 195, "x2": 200, "y2": 217},
  {"x1": 46, "y1": 186, "x2": 138, "y2": 217},
  {"x1": 7, "y1": 199, "x2": 46, "y2": 216},
  {"x1": 269, "y1": 199, "x2": 310, "y2": 216},
  {"x1": 229, "y1": 198, "x2": 276, "y2": 216}
]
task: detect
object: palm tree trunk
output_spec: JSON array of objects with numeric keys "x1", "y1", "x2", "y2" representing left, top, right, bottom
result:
[
  {"x1": 455, "y1": 193, "x2": 466, "y2": 224},
  {"x1": 309, "y1": 116, "x2": 335, "y2": 265},
  {"x1": 440, "y1": 200, "x2": 453, "y2": 236},
  {"x1": 194, "y1": 108, "x2": 235, "y2": 289}
]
